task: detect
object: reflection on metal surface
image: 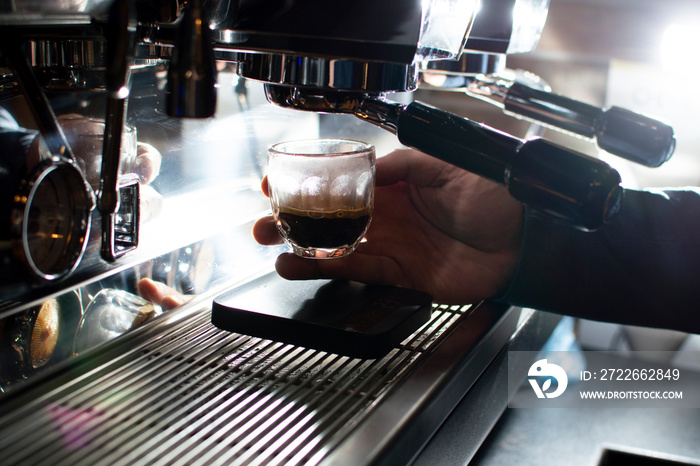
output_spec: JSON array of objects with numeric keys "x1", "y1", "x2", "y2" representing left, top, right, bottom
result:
[
  {"x1": 57, "y1": 119, "x2": 137, "y2": 190},
  {"x1": 30, "y1": 39, "x2": 104, "y2": 68},
  {"x1": 73, "y1": 288, "x2": 159, "y2": 355},
  {"x1": 28, "y1": 298, "x2": 60, "y2": 368},
  {"x1": 0, "y1": 218, "x2": 279, "y2": 391},
  {"x1": 237, "y1": 53, "x2": 418, "y2": 93},
  {"x1": 12, "y1": 157, "x2": 93, "y2": 281},
  {"x1": 0, "y1": 299, "x2": 520, "y2": 465},
  {"x1": 419, "y1": 53, "x2": 507, "y2": 89},
  {"x1": 11, "y1": 0, "x2": 97, "y2": 14},
  {"x1": 1, "y1": 293, "x2": 82, "y2": 390},
  {"x1": 1, "y1": 31, "x2": 96, "y2": 281},
  {"x1": 7, "y1": 298, "x2": 61, "y2": 377},
  {"x1": 177, "y1": 242, "x2": 215, "y2": 294},
  {"x1": 101, "y1": 174, "x2": 140, "y2": 262}
]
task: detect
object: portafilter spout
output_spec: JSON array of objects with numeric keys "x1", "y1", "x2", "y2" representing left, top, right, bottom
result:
[{"x1": 265, "y1": 84, "x2": 622, "y2": 231}]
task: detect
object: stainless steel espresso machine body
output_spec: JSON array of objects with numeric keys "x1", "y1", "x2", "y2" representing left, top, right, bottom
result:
[{"x1": 0, "y1": 1, "x2": 679, "y2": 464}]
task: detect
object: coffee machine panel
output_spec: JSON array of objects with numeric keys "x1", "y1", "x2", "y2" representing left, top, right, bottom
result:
[
  {"x1": 0, "y1": 2, "x2": 682, "y2": 464},
  {"x1": 2, "y1": 0, "x2": 676, "y2": 282}
]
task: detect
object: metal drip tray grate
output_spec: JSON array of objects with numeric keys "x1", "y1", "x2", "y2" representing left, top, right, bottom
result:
[{"x1": 0, "y1": 298, "x2": 489, "y2": 466}]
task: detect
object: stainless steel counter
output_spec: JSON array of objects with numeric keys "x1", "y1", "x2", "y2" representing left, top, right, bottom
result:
[{"x1": 0, "y1": 275, "x2": 558, "y2": 465}]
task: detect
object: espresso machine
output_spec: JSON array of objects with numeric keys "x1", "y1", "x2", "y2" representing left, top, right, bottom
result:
[{"x1": 0, "y1": 1, "x2": 679, "y2": 464}]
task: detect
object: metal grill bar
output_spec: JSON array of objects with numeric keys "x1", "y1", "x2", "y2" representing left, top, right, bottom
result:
[
  {"x1": 139, "y1": 309, "x2": 454, "y2": 465},
  {"x1": 128, "y1": 344, "x2": 326, "y2": 465},
  {"x1": 166, "y1": 352, "x2": 362, "y2": 465},
  {"x1": 0, "y1": 300, "x2": 477, "y2": 465},
  {"x1": 56, "y1": 329, "x2": 268, "y2": 465},
  {"x1": 118, "y1": 345, "x2": 332, "y2": 465},
  {"x1": 202, "y1": 353, "x2": 404, "y2": 465},
  {"x1": 1, "y1": 314, "x2": 225, "y2": 464},
  {"x1": 192, "y1": 351, "x2": 357, "y2": 466}
]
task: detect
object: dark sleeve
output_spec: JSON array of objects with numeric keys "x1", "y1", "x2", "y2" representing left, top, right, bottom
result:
[{"x1": 500, "y1": 188, "x2": 700, "y2": 334}]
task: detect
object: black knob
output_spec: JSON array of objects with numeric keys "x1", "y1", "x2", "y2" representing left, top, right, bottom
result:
[
  {"x1": 508, "y1": 138, "x2": 622, "y2": 230},
  {"x1": 596, "y1": 106, "x2": 675, "y2": 168}
]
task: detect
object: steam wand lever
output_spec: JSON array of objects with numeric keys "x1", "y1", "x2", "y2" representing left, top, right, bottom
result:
[{"x1": 100, "y1": 0, "x2": 139, "y2": 261}]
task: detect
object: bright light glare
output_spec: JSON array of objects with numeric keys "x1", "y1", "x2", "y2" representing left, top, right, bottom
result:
[
  {"x1": 508, "y1": 0, "x2": 550, "y2": 54},
  {"x1": 661, "y1": 22, "x2": 700, "y2": 74},
  {"x1": 418, "y1": 0, "x2": 480, "y2": 60}
]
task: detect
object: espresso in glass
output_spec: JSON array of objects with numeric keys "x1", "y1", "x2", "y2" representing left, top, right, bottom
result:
[{"x1": 267, "y1": 139, "x2": 375, "y2": 259}]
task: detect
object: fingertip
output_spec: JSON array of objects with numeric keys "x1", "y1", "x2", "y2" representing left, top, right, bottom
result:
[
  {"x1": 261, "y1": 176, "x2": 270, "y2": 197},
  {"x1": 160, "y1": 295, "x2": 187, "y2": 311},
  {"x1": 132, "y1": 157, "x2": 157, "y2": 184},
  {"x1": 137, "y1": 277, "x2": 156, "y2": 299},
  {"x1": 252, "y1": 215, "x2": 283, "y2": 245},
  {"x1": 275, "y1": 253, "x2": 323, "y2": 280},
  {"x1": 137, "y1": 278, "x2": 168, "y2": 304}
]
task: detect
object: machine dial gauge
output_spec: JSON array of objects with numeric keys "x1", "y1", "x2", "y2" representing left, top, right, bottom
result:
[{"x1": 12, "y1": 157, "x2": 94, "y2": 281}]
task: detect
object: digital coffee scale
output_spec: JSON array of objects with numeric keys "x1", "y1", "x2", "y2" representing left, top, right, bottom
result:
[{"x1": 212, "y1": 273, "x2": 433, "y2": 359}]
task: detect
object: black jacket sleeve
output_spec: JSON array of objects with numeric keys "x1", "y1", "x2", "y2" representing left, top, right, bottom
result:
[{"x1": 500, "y1": 188, "x2": 700, "y2": 334}]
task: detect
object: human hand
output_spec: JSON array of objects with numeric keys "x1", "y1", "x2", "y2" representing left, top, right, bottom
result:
[
  {"x1": 253, "y1": 147, "x2": 524, "y2": 304},
  {"x1": 137, "y1": 278, "x2": 192, "y2": 311}
]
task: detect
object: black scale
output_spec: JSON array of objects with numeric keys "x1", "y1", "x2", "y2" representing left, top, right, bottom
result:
[{"x1": 212, "y1": 273, "x2": 433, "y2": 359}]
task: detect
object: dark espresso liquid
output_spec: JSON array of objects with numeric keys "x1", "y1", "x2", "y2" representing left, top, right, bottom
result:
[{"x1": 278, "y1": 207, "x2": 371, "y2": 248}]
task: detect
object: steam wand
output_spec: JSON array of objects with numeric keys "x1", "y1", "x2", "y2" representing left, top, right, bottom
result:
[
  {"x1": 265, "y1": 85, "x2": 622, "y2": 231},
  {"x1": 465, "y1": 71, "x2": 676, "y2": 168}
]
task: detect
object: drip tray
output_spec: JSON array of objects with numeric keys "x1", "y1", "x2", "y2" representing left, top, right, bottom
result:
[{"x1": 0, "y1": 273, "x2": 522, "y2": 465}]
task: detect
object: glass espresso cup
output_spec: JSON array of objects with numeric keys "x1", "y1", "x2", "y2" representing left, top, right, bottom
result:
[
  {"x1": 54, "y1": 117, "x2": 137, "y2": 189},
  {"x1": 267, "y1": 139, "x2": 376, "y2": 259}
]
